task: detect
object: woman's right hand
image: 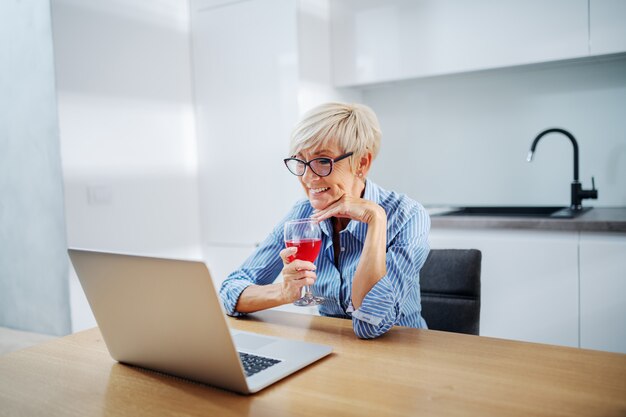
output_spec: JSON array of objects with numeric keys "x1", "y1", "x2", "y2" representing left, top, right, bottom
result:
[{"x1": 278, "y1": 247, "x2": 317, "y2": 303}]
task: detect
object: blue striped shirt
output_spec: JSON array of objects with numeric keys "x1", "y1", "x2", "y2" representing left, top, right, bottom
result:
[{"x1": 219, "y1": 180, "x2": 430, "y2": 339}]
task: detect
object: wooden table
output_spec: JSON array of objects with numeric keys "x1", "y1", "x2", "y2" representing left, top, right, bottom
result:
[{"x1": 1, "y1": 310, "x2": 625, "y2": 417}]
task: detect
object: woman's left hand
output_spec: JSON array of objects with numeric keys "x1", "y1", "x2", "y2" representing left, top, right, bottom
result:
[{"x1": 310, "y1": 194, "x2": 386, "y2": 224}]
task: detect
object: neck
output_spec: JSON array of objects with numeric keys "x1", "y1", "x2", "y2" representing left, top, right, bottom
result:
[{"x1": 332, "y1": 217, "x2": 350, "y2": 233}]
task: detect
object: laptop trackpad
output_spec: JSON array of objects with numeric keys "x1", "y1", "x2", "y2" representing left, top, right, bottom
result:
[{"x1": 233, "y1": 333, "x2": 277, "y2": 351}]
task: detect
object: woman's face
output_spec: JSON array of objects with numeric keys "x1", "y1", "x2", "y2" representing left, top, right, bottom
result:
[{"x1": 296, "y1": 143, "x2": 368, "y2": 211}]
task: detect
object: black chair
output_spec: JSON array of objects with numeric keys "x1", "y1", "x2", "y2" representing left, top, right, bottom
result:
[{"x1": 419, "y1": 249, "x2": 482, "y2": 335}]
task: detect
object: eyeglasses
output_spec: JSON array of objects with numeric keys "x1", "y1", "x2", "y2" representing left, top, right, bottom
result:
[{"x1": 284, "y1": 152, "x2": 354, "y2": 177}]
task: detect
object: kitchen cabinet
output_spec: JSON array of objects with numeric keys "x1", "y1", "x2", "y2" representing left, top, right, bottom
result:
[
  {"x1": 579, "y1": 232, "x2": 626, "y2": 354},
  {"x1": 590, "y1": 0, "x2": 626, "y2": 55},
  {"x1": 429, "y1": 228, "x2": 580, "y2": 347},
  {"x1": 331, "y1": 0, "x2": 589, "y2": 87}
]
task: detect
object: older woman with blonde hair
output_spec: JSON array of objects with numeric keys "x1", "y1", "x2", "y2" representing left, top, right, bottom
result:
[{"x1": 220, "y1": 102, "x2": 430, "y2": 339}]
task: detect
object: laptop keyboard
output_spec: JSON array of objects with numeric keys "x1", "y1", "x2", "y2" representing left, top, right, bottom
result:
[{"x1": 238, "y1": 352, "x2": 281, "y2": 377}]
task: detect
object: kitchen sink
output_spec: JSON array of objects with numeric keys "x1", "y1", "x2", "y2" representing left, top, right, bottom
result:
[{"x1": 438, "y1": 206, "x2": 592, "y2": 218}]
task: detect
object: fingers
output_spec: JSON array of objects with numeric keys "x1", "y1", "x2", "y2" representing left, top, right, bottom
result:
[
  {"x1": 285, "y1": 269, "x2": 317, "y2": 283},
  {"x1": 281, "y1": 255, "x2": 316, "y2": 282},
  {"x1": 281, "y1": 267, "x2": 317, "y2": 301},
  {"x1": 311, "y1": 197, "x2": 358, "y2": 222},
  {"x1": 312, "y1": 205, "x2": 348, "y2": 221},
  {"x1": 280, "y1": 274, "x2": 316, "y2": 303},
  {"x1": 311, "y1": 200, "x2": 343, "y2": 221},
  {"x1": 280, "y1": 247, "x2": 297, "y2": 264},
  {"x1": 310, "y1": 194, "x2": 347, "y2": 221},
  {"x1": 300, "y1": 277, "x2": 316, "y2": 287},
  {"x1": 279, "y1": 250, "x2": 317, "y2": 303},
  {"x1": 311, "y1": 195, "x2": 383, "y2": 224},
  {"x1": 283, "y1": 259, "x2": 316, "y2": 274}
]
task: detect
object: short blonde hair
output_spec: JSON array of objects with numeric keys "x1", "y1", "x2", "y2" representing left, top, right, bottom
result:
[{"x1": 289, "y1": 102, "x2": 381, "y2": 171}]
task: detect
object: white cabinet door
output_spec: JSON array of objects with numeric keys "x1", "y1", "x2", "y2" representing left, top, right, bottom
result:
[
  {"x1": 579, "y1": 232, "x2": 626, "y2": 354},
  {"x1": 590, "y1": 0, "x2": 626, "y2": 55},
  {"x1": 191, "y1": 0, "x2": 302, "y2": 246},
  {"x1": 429, "y1": 228, "x2": 579, "y2": 347},
  {"x1": 332, "y1": 0, "x2": 588, "y2": 86}
]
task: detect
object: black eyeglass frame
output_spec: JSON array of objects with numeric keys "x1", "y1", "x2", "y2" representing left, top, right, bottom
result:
[{"x1": 283, "y1": 152, "x2": 354, "y2": 177}]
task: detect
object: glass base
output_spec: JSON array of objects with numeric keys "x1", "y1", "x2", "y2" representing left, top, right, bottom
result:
[{"x1": 293, "y1": 295, "x2": 325, "y2": 307}]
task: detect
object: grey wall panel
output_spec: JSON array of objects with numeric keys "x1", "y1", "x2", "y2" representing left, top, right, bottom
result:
[{"x1": 0, "y1": 0, "x2": 70, "y2": 336}]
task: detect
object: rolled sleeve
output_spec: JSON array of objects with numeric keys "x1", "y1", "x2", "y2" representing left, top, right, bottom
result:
[
  {"x1": 218, "y1": 203, "x2": 310, "y2": 317},
  {"x1": 350, "y1": 275, "x2": 397, "y2": 338},
  {"x1": 219, "y1": 277, "x2": 254, "y2": 317},
  {"x1": 349, "y1": 205, "x2": 430, "y2": 339},
  {"x1": 218, "y1": 228, "x2": 284, "y2": 317}
]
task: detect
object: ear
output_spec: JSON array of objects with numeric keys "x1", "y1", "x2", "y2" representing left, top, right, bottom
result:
[{"x1": 357, "y1": 152, "x2": 373, "y2": 177}]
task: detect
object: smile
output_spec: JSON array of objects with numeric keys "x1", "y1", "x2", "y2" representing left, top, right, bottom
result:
[{"x1": 309, "y1": 187, "x2": 329, "y2": 194}]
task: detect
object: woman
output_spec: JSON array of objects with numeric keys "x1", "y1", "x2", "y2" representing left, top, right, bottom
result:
[{"x1": 220, "y1": 102, "x2": 430, "y2": 339}]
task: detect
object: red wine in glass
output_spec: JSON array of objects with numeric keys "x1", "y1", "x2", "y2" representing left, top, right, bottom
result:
[
  {"x1": 285, "y1": 238, "x2": 322, "y2": 262},
  {"x1": 284, "y1": 219, "x2": 324, "y2": 306}
]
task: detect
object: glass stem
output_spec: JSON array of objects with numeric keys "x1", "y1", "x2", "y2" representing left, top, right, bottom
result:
[{"x1": 303, "y1": 286, "x2": 312, "y2": 297}]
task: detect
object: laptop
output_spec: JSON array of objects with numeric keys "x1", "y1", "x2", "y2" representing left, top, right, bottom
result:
[{"x1": 68, "y1": 248, "x2": 332, "y2": 394}]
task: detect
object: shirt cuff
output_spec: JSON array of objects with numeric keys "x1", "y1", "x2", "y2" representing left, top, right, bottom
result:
[
  {"x1": 221, "y1": 279, "x2": 252, "y2": 317},
  {"x1": 348, "y1": 275, "x2": 395, "y2": 327}
]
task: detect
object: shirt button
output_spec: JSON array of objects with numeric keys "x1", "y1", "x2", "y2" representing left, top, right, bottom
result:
[{"x1": 340, "y1": 247, "x2": 345, "y2": 252}]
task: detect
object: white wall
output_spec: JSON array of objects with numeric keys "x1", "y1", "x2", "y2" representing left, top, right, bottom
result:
[
  {"x1": 191, "y1": 0, "x2": 362, "y2": 250},
  {"x1": 191, "y1": 0, "x2": 302, "y2": 249},
  {"x1": 51, "y1": 0, "x2": 201, "y2": 331},
  {"x1": 52, "y1": 0, "x2": 201, "y2": 256},
  {"x1": 297, "y1": 0, "x2": 363, "y2": 113},
  {"x1": 362, "y1": 57, "x2": 626, "y2": 208},
  {"x1": 0, "y1": 0, "x2": 71, "y2": 336},
  {"x1": 190, "y1": 0, "x2": 362, "y2": 281}
]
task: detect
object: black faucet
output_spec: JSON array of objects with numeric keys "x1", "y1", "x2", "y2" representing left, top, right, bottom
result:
[{"x1": 527, "y1": 128, "x2": 598, "y2": 211}]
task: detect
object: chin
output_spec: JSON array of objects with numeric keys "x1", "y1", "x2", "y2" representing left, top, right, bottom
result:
[
  {"x1": 307, "y1": 195, "x2": 330, "y2": 211},
  {"x1": 308, "y1": 200, "x2": 326, "y2": 211}
]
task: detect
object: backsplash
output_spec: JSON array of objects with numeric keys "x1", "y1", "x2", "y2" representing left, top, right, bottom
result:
[{"x1": 363, "y1": 56, "x2": 626, "y2": 207}]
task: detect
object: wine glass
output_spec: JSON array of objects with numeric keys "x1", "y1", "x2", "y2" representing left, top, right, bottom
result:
[{"x1": 284, "y1": 219, "x2": 324, "y2": 306}]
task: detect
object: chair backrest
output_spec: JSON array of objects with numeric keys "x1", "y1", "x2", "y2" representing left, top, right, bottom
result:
[{"x1": 419, "y1": 249, "x2": 482, "y2": 335}]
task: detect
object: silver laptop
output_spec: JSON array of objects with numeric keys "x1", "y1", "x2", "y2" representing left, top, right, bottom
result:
[{"x1": 68, "y1": 248, "x2": 332, "y2": 394}]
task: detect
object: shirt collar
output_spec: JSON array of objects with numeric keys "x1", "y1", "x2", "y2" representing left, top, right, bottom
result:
[
  {"x1": 362, "y1": 178, "x2": 380, "y2": 204},
  {"x1": 319, "y1": 217, "x2": 333, "y2": 239}
]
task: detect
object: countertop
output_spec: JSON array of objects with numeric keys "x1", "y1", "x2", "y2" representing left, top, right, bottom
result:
[{"x1": 429, "y1": 207, "x2": 626, "y2": 233}]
